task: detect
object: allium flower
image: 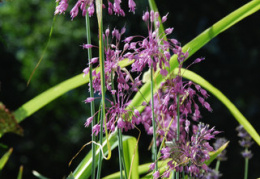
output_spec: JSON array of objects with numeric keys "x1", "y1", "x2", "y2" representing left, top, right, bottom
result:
[
  {"x1": 83, "y1": 27, "x2": 142, "y2": 135},
  {"x1": 138, "y1": 72, "x2": 213, "y2": 146},
  {"x1": 153, "y1": 123, "x2": 219, "y2": 178},
  {"x1": 128, "y1": 10, "x2": 181, "y2": 76},
  {"x1": 55, "y1": 0, "x2": 136, "y2": 19}
]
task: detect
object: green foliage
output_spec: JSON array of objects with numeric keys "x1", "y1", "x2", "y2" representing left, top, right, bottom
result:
[
  {"x1": 122, "y1": 136, "x2": 139, "y2": 179},
  {"x1": 70, "y1": 130, "x2": 137, "y2": 179},
  {"x1": 0, "y1": 148, "x2": 12, "y2": 170},
  {"x1": 17, "y1": 166, "x2": 23, "y2": 179}
]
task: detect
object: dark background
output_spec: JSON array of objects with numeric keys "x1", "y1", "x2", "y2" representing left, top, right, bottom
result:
[{"x1": 0, "y1": 0, "x2": 260, "y2": 178}]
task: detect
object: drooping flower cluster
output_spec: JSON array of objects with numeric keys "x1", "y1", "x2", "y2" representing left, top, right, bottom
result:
[
  {"x1": 55, "y1": 0, "x2": 136, "y2": 19},
  {"x1": 84, "y1": 26, "x2": 143, "y2": 134}
]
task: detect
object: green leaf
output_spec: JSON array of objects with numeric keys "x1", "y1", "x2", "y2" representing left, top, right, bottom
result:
[
  {"x1": 102, "y1": 160, "x2": 167, "y2": 179},
  {"x1": 122, "y1": 137, "x2": 139, "y2": 179},
  {"x1": 13, "y1": 59, "x2": 133, "y2": 123},
  {"x1": 0, "y1": 148, "x2": 13, "y2": 170},
  {"x1": 70, "y1": 129, "x2": 136, "y2": 179},
  {"x1": 17, "y1": 165, "x2": 23, "y2": 179},
  {"x1": 179, "y1": 68, "x2": 260, "y2": 146},
  {"x1": 205, "y1": 142, "x2": 229, "y2": 166}
]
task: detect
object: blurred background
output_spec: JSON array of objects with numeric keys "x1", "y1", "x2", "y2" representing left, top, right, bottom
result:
[{"x1": 0, "y1": 0, "x2": 259, "y2": 178}]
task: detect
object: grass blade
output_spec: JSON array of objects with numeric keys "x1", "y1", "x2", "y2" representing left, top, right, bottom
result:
[
  {"x1": 122, "y1": 136, "x2": 139, "y2": 179},
  {"x1": 17, "y1": 165, "x2": 23, "y2": 179},
  {"x1": 0, "y1": 148, "x2": 13, "y2": 170}
]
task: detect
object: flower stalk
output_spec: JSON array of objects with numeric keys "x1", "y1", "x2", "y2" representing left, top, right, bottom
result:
[
  {"x1": 85, "y1": 12, "x2": 96, "y2": 179},
  {"x1": 150, "y1": 63, "x2": 158, "y2": 172}
]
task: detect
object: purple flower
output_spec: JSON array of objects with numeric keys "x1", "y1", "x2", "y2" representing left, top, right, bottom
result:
[
  {"x1": 156, "y1": 122, "x2": 218, "y2": 177},
  {"x1": 236, "y1": 125, "x2": 254, "y2": 159},
  {"x1": 54, "y1": 0, "x2": 69, "y2": 15},
  {"x1": 213, "y1": 138, "x2": 228, "y2": 161},
  {"x1": 128, "y1": 0, "x2": 136, "y2": 12},
  {"x1": 152, "y1": 171, "x2": 160, "y2": 179},
  {"x1": 55, "y1": 0, "x2": 136, "y2": 19}
]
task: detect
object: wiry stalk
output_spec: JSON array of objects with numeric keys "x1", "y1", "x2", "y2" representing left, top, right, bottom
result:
[
  {"x1": 85, "y1": 12, "x2": 96, "y2": 179},
  {"x1": 150, "y1": 63, "x2": 158, "y2": 171},
  {"x1": 111, "y1": 73, "x2": 127, "y2": 179},
  {"x1": 176, "y1": 94, "x2": 180, "y2": 179},
  {"x1": 96, "y1": 106, "x2": 103, "y2": 179},
  {"x1": 244, "y1": 148, "x2": 249, "y2": 179}
]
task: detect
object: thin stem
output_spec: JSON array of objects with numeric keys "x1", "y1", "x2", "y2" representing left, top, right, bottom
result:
[
  {"x1": 244, "y1": 148, "x2": 249, "y2": 179},
  {"x1": 85, "y1": 12, "x2": 96, "y2": 179},
  {"x1": 111, "y1": 72, "x2": 127, "y2": 179},
  {"x1": 150, "y1": 64, "x2": 158, "y2": 171},
  {"x1": 176, "y1": 94, "x2": 180, "y2": 179},
  {"x1": 215, "y1": 160, "x2": 220, "y2": 172},
  {"x1": 176, "y1": 94, "x2": 180, "y2": 141},
  {"x1": 96, "y1": 106, "x2": 103, "y2": 179},
  {"x1": 118, "y1": 129, "x2": 128, "y2": 179},
  {"x1": 117, "y1": 129, "x2": 124, "y2": 179}
]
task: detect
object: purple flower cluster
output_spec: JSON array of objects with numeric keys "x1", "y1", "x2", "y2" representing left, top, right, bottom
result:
[
  {"x1": 55, "y1": 0, "x2": 136, "y2": 19},
  {"x1": 149, "y1": 123, "x2": 219, "y2": 178},
  {"x1": 81, "y1": 10, "x2": 219, "y2": 178},
  {"x1": 236, "y1": 125, "x2": 254, "y2": 159}
]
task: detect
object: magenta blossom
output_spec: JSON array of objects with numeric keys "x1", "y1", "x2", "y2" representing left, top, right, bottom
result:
[{"x1": 55, "y1": 0, "x2": 136, "y2": 19}]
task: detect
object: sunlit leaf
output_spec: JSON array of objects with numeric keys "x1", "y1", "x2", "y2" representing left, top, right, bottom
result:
[
  {"x1": 179, "y1": 68, "x2": 260, "y2": 146},
  {"x1": 122, "y1": 136, "x2": 139, "y2": 179},
  {"x1": 0, "y1": 148, "x2": 13, "y2": 170},
  {"x1": 205, "y1": 142, "x2": 229, "y2": 165},
  {"x1": 17, "y1": 165, "x2": 23, "y2": 179}
]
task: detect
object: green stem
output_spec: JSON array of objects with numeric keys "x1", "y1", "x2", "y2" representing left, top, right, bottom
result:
[
  {"x1": 96, "y1": 106, "x2": 103, "y2": 179},
  {"x1": 215, "y1": 160, "x2": 220, "y2": 172},
  {"x1": 244, "y1": 148, "x2": 249, "y2": 179},
  {"x1": 150, "y1": 65, "x2": 158, "y2": 171},
  {"x1": 118, "y1": 129, "x2": 128, "y2": 179},
  {"x1": 111, "y1": 72, "x2": 127, "y2": 179},
  {"x1": 176, "y1": 95, "x2": 180, "y2": 141},
  {"x1": 85, "y1": 12, "x2": 96, "y2": 179},
  {"x1": 175, "y1": 94, "x2": 180, "y2": 179},
  {"x1": 117, "y1": 129, "x2": 124, "y2": 179}
]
